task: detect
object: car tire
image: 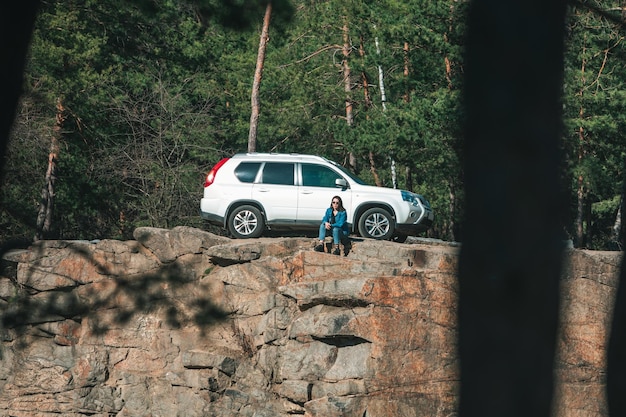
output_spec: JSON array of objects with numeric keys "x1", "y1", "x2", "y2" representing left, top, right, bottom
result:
[
  {"x1": 358, "y1": 207, "x2": 395, "y2": 240},
  {"x1": 227, "y1": 205, "x2": 265, "y2": 238}
]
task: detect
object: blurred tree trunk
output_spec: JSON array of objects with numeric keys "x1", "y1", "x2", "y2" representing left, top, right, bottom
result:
[
  {"x1": 35, "y1": 98, "x2": 65, "y2": 241},
  {"x1": 458, "y1": 1, "x2": 567, "y2": 417},
  {"x1": 248, "y1": 2, "x2": 272, "y2": 153},
  {"x1": 0, "y1": 1, "x2": 39, "y2": 183}
]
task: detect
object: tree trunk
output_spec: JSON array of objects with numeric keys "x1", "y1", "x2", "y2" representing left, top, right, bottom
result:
[
  {"x1": 609, "y1": 164, "x2": 626, "y2": 416},
  {"x1": 35, "y1": 98, "x2": 65, "y2": 241},
  {"x1": 585, "y1": 198, "x2": 593, "y2": 246},
  {"x1": 444, "y1": 55, "x2": 453, "y2": 89},
  {"x1": 576, "y1": 172, "x2": 585, "y2": 246},
  {"x1": 373, "y1": 26, "x2": 394, "y2": 187},
  {"x1": 612, "y1": 197, "x2": 622, "y2": 249},
  {"x1": 369, "y1": 151, "x2": 382, "y2": 187},
  {"x1": 374, "y1": 31, "x2": 387, "y2": 112},
  {"x1": 403, "y1": 41, "x2": 410, "y2": 103},
  {"x1": 444, "y1": 0, "x2": 456, "y2": 241},
  {"x1": 344, "y1": 33, "x2": 370, "y2": 176},
  {"x1": 575, "y1": 43, "x2": 587, "y2": 247},
  {"x1": 444, "y1": 1, "x2": 456, "y2": 90},
  {"x1": 405, "y1": 165, "x2": 413, "y2": 192},
  {"x1": 247, "y1": 2, "x2": 272, "y2": 153},
  {"x1": 342, "y1": 19, "x2": 353, "y2": 127},
  {"x1": 459, "y1": 1, "x2": 567, "y2": 417},
  {"x1": 0, "y1": 1, "x2": 39, "y2": 183},
  {"x1": 348, "y1": 152, "x2": 357, "y2": 174},
  {"x1": 360, "y1": 34, "x2": 372, "y2": 109},
  {"x1": 576, "y1": 115, "x2": 586, "y2": 247},
  {"x1": 448, "y1": 181, "x2": 456, "y2": 241}
]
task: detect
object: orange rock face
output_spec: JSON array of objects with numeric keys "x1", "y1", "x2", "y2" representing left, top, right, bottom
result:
[{"x1": 0, "y1": 227, "x2": 620, "y2": 417}]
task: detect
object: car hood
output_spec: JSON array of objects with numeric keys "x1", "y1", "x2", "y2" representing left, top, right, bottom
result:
[{"x1": 351, "y1": 183, "x2": 403, "y2": 196}]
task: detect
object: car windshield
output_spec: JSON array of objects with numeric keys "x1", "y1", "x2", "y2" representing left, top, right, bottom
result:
[{"x1": 330, "y1": 160, "x2": 367, "y2": 185}]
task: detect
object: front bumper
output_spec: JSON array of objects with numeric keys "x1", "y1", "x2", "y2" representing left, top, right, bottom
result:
[
  {"x1": 396, "y1": 206, "x2": 434, "y2": 235},
  {"x1": 395, "y1": 217, "x2": 433, "y2": 235}
]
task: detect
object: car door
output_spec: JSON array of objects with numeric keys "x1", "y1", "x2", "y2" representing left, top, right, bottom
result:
[
  {"x1": 251, "y1": 162, "x2": 298, "y2": 224},
  {"x1": 296, "y1": 163, "x2": 352, "y2": 227}
]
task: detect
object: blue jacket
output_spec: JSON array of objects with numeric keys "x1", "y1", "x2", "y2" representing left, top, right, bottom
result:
[{"x1": 321, "y1": 208, "x2": 349, "y2": 233}]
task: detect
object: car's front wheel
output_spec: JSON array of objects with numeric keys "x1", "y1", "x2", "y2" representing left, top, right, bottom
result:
[
  {"x1": 227, "y1": 205, "x2": 265, "y2": 238},
  {"x1": 358, "y1": 207, "x2": 395, "y2": 240}
]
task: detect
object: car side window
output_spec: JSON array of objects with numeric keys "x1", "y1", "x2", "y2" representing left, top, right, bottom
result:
[
  {"x1": 234, "y1": 162, "x2": 262, "y2": 183},
  {"x1": 261, "y1": 163, "x2": 295, "y2": 185},
  {"x1": 301, "y1": 163, "x2": 342, "y2": 188}
]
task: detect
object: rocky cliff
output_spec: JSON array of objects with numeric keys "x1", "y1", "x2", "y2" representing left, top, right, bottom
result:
[{"x1": 0, "y1": 226, "x2": 620, "y2": 417}]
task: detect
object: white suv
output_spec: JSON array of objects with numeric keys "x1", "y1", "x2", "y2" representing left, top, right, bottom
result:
[{"x1": 200, "y1": 153, "x2": 434, "y2": 240}]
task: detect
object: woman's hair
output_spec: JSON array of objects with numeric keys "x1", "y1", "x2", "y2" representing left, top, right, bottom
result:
[{"x1": 330, "y1": 195, "x2": 345, "y2": 211}]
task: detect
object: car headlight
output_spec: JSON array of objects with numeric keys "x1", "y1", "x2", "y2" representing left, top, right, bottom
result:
[
  {"x1": 401, "y1": 190, "x2": 418, "y2": 206},
  {"x1": 402, "y1": 190, "x2": 431, "y2": 209}
]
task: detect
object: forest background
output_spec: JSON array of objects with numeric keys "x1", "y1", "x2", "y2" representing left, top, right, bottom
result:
[{"x1": 1, "y1": 0, "x2": 625, "y2": 250}]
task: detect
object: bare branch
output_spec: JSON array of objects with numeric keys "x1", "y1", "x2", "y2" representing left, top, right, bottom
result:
[{"x1": 277, "y1": 44, "x2": 342, "y2": 69}]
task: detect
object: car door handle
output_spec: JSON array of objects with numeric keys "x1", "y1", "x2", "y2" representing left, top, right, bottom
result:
[{"x1": 301, "y1": 190, "x2": 314, "y2": 194}]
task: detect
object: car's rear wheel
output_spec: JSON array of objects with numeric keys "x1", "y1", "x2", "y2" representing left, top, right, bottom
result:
[
  {"x1": 228, "y1": 205, "x2": 264, "y2": 238},
  {"x1": 358, "y1": 207, "x2": 395, "y2": 240}
]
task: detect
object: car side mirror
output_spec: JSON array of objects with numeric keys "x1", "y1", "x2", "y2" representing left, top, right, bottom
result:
[{"x1": 335, "y1": 178, "x2": 348, "y2": 188}]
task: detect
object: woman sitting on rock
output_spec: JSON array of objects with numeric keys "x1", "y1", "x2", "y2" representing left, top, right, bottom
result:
[{"x1": 314, "y1": 196, "x2": 349, "y2": 255}]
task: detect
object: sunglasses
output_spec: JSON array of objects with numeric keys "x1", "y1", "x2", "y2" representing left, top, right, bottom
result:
[{"x1": 332, "y1": 201, "x2": 340, "y2": 204}]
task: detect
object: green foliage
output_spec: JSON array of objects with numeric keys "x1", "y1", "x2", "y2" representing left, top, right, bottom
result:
[
  {"x1": 562, "y1": 1, "x2": 626, "y2": 248},
  {"x1": 2, "y1": 0, "x2": 625, "y2": 249}
]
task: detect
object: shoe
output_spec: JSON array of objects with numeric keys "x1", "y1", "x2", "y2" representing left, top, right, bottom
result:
[
  {"x1": 314, "y1": 244, "x2": 324, "y2": 252},
  {"x1": 332, "y1": 247, "x2": 340, "y2": 255}
]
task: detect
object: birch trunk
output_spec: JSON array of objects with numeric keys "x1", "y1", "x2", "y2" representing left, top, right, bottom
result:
[
  {"x1": 612, "y1": 197, "x2": 622, "y2": 248},
  {"x1": 374, "y1": 34, "x2": 387, "y2": 111},
  {"x1": 247, "y1": 2, "x2": 272, "y2": 153}
]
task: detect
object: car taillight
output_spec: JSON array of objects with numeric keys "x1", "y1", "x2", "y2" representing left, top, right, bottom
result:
[{"x1": 203, "y1": 157, "x2": 229, "y2": 187}]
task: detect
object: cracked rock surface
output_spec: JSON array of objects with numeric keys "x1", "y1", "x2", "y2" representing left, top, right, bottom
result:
[{"x1": 0, "y1": 226, "x2": 619, "y2": 416}]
